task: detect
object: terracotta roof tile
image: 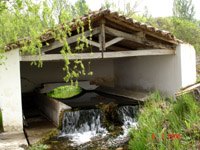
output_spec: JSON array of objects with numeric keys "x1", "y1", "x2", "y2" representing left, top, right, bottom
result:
[{"x1": 6, "y1": 9, "x2": 181, "y2": 50}]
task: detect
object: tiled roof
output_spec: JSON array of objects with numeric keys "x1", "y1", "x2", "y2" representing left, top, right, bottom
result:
[
  {"x1": 6, "y1": 9, "x2": 180, "y2": 50},
  {"x1": 71, "y1": 9, "x2": 180, "y2": 43}
]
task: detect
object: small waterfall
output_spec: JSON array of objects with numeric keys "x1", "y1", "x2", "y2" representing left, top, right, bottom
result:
[
  {"x1": 117, "y1": 105, "x2": 138, "y2": 129},
  {"x1": 105, "y1": 106, "x2": 138, "y2": 147},
  {"x1": 58, "y1": 105, "x2": 138, "y2": 146},
  {"x1": 58, "y1": 109, "x2": 107, "y2": 144}
]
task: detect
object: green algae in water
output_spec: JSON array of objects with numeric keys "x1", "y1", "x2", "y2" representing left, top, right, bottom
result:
[{"x1": 47, "y1": 85, "x2": 82, "y2": 99}]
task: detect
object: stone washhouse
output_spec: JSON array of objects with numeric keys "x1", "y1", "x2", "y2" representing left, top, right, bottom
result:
[{"x1": 0, "y1": 9, "x2": 196, "y2": 132}]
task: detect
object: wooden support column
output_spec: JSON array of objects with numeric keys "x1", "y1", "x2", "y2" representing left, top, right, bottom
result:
[
  {"x1": 101, "y1": 23, "x2": 106, "y2": 51},
  {"x1": 99, "y1": 19, "x2": 106, "y2": 58},
  {"x1": 99, "y1": 34, "x2": 102, "y2": 51}
]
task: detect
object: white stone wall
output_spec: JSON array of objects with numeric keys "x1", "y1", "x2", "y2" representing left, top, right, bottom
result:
[
  {"x1": 21, "y1": 43, "x2": 196, "y2": 97},
  {"x1": 35, "y1": 94, "x2": 71, "y2": 128},
  {"x1": 178, "y1": 44, "x2": 196, "y2": 87},
  {"x1": 114, "y1": 43, "x2": 196, "y2": 97},
  {"x1": 0, "y1": 43, "x2": 196, "y2": 131},
  {"x1": 0, "y1": 49, "x2": 23, "y2": 132}
]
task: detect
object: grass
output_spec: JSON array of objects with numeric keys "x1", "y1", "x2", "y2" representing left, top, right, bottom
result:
[
  {"x1": 129, "y1": 91, "x2": 200, "y2": 150},
  {"x1": 47, "y1": 85, "x2": 82, "y2": 99},
  {"x1": 0, "y1": 109, "x2": 3, "y2": 132}
]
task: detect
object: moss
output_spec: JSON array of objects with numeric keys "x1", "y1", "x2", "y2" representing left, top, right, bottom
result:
[
  {"x1": 96, "y1": 103, "x2": 122, "y2": 131},
  {"x1": 37, "y1": 129, "x2": 59, "y2": 145},
  {"x1": 58, "y1": 109, "x2": 71, "y2": 130},
  {"x1": 28, "y1": 129, "x2": 61, "y2": 150},
  {"x1": 50, "y1": 141, "x2": 59, "y2": 144}
]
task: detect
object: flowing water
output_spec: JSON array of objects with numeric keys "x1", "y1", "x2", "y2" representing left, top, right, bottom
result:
[
  {"x1": 45, "y1": 92, "x2": 139, "y2": 149},
  {"x1": 58, "y1": 109, "x2": 107, "y2": 145},
  {"x1": 53, "y1": 105, "x2": 138, "y2": 149}
]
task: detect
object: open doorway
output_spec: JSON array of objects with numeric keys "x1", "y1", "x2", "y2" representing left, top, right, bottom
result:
[{"x1": 20, "y1": 58, "x2": 115, "y2": 144}]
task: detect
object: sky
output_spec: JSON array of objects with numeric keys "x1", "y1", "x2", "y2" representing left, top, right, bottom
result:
[{"x1": 83, "y1": 0, "x2": 200, "y2": 20}]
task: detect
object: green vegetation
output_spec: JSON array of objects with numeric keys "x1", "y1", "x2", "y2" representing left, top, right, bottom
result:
[
  {"x1": 0, "y1": 0, "x2": 93, "y2": 84},
  {"x1": 173, "y1": 0, "x2": 195, "y2": 21},
  {"x1": 0, "y1": 109, "x2": 3, "y2": 132},
  {"x1": 132, "y1": 15, "x2": 200, "y2": 53},
  {"x1": 129, "y1": 92, "x2": 200, "y2": 150},
  {"x1": 74, "y1": 0, "x2": 90, "y2": 16},
  {"x1": 47, "y1": 85, "x2": 82, "y2": 99},
  {"x1": 102, "y1": 0, "x2": 200, "y2": 53},
  {"x1": 101, "y1": 0, "x2": 141, "y2": 17},
  {"x1": 1, "y1": 0, "x2": 200, "y2": 84},
  {"x1": 29, "y1": 144, "x2": 49, "y2": 150}
]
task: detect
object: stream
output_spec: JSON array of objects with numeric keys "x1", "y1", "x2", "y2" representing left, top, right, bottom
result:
[{"x1": 45, "y1": 91, "x2": 139, "y2": 150}]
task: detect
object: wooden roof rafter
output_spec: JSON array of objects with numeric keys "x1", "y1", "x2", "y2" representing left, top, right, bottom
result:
[
  {"x1": 20, "y1": 11, "x2": 177, "y2": 62},
  {"x1": 104, "y1": 15, "x2": 178, "y2": 45},
  {"x1": 41, "y1": 27, "x2": 101, "y2": 54},
  {"x1": 104, "y1": 26, "x2": 175, "y2": 50},
  {"x1": 38, "y1": 22, "x2": 176, "y2": 55},
  {"x1": 7, "y1": 9, "x2": 181, "y2": 53}
]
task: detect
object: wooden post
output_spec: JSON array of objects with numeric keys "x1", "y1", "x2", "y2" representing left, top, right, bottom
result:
[
  {"x1": 99, "y1": 34, "x2": 102, "y2": 51},
  {"x1": 101, "y1": 23, "x2": 106, "y2": 51},
  {"x1": 99, "y1": 19, "x2": 106, "y2": 58}
]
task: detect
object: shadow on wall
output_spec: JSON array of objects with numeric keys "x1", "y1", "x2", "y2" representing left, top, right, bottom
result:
[{"x1": 91, "y1": 77, "x2": 114, "y2": 87}]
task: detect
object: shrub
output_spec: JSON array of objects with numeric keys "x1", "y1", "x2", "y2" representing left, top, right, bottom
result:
[{"x1": 129, "y1": 92, "x2": 200, "y2": 150}]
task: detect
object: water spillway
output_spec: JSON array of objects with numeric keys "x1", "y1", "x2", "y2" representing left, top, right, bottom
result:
[
  {"x1": 58, "y1": 109, "x2": 107, "y2": 144},
  {"x1": 41, "y1": 89, "x2": 140, "y2": 149},
  {"x1": 60, "y1": 109, "x2": 105, "y2": 135},
  {"x1": 58, "y1": 105, "x2": 138, "y2": 148}
]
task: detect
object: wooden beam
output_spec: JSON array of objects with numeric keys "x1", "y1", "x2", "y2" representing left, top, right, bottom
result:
[
  {"x1": 99, "y1": 19, "x2": 106, "y2": 57},
  {"x1": 82, "y1": 39, "x2": 100, "y2": 48},
  {"x1": 135, "y1": 32, "x2": 146, "y2": 39},
  {"x1": 107, "y1": 45, "x2": 131, "y2": 51},
  {"x1": 21, "y1": 53, "x2": 102, "y2": 62},
  {"x1": 99, "y1": 34, "x2": 102, "y2": 51},
  {"x1": 105, "y1": 16, "x2": 178, "y2": 45},
  {"x1": 41, "y1": 41, "x2": 62, "y2": 53},
  {"x1": 103, "y1": 49, "x2": 175, "y2": 59},
  {"x1": 105, "y1": 26, "x2": 151, "y2": 46},
  {"x1": 42, "y1": 27, "x2": 100, "y2": 53},
  {"x1": 105, "y1": 26, "x2": 172, "y2": 49},
  {"x1": 105, "y1": 37, "x2": 124, "y2": 48},
  {"x1": 21, "y1": 49, "x2": 175, "y2": 61},
  {"x1": 101, "y1": 24, "x2": 106, "y2": 51}
]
